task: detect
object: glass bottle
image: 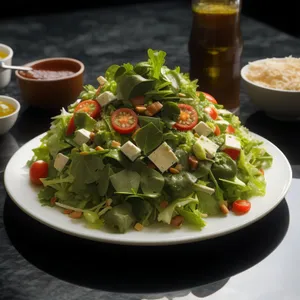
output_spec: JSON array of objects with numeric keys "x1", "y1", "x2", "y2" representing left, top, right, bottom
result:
[{"x1": 188, "y1": 0, "x2": 243, "y2": 113}]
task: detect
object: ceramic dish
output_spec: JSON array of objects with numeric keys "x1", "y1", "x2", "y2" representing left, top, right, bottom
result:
[
  {"x1": 4, "y1": 131, "x2": 292, "y2": 246},
  {"x1": 0, "y1": 95, "x2": 20, "y2": 135},
  {"x1": 241, "y1": 59, "x2": 300, "y2": 121},
  {"x1": 15, "y1": 57, "x2": 84, "y2": 110}
]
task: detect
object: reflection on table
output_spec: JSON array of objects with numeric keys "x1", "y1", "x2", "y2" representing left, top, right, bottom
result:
[{"x1": 4, "y1": 192, "x2": 289, "y2": 295}]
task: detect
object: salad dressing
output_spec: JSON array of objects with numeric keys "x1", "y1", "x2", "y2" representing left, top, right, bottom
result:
[
  {"x1": 0, "y1": 100, "x2": 15, "y2": 117},
  {"x1": 18, "y1": 59, "x2": 78, "y2": 80},
  {"x1": 0, "y1": 51, "x2": 8, "y2": 59},
  {"x1": 188, "y1": 1, "x2": 243, "y2": 111}
]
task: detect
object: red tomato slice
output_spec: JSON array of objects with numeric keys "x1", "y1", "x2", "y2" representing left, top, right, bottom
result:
[
  {"x1": 223, "y1": 148, "x2": 240, "y2": 160},
  {"x1": 74, "y1": 100, "x2": 101, "y2": 119},
  {"x1": 214, "y1": 124, "x2": 221, "y2": 136},
  {"x1": 174, "y1": 104, "x2": 198, "y2": 131},
  {"x1": 130, "y1": 96, "x2": 145, "y2": 107},
  {"x1": 111, "y1": 108, "x2": 138, "y2": 134},
  {"x1": 232, "y1": 200, "x2": 251, "y2": 214},
  {"x1": 66, "y1": 116, "x2": 76, "y2": 136},
  {"x1": 66, "y1": 100, "x2": 101, "y2": 136},
  {"x1": 204, "y1": 106, "x2": 218, "y2": 120},
  {"x1": 226, "y1": 125, "x2": 235, "y2": 134},
  {"x1": 30, "y1": 160, "x2": 49, "y2": 185},
  {"x1": 197, "y1": 91, "x2": 218, "y2": 104}
]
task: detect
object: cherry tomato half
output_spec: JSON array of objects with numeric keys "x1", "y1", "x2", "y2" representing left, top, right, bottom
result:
[
  {"x1": 226, "y1": 125, "x2": 235, "y2": 134},
  {"x1": 174, "y1": 104, "x2": 198, "y2": 131},
  {"x1": 197, "y1": 91, "x2": 218, "y2": 104},
  {"x1": 74, "y1": 100, "x2": 101, "y2": 118},
  {"x1": 111, "y1": 108, "x2": 138, "y2": 134},
  {"x1": 204, "y1": 106, "x2": 218, "y2": 120},
  {"x1": 29, "y1": 160, "x2": 49, "y2": 185},
  {"x1": 66, "y1": 100, "x2": 101, "y2": 136},
  {"x1": 223, "y1": 148, "x2": 241, "y2": 161},
  {"x1": 232, "y1": 200, "x2": 251, "y2": 215},
  {"x1": 214, "y1": 124, "x2": 221, "y2": 136},
  {"x1": 66, "y1": 117, "x2": 76, "y2": 136}
]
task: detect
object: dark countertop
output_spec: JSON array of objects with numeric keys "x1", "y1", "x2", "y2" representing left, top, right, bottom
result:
[{"x1": 1, "y1": 1, "x2": 300, "y2": 299}]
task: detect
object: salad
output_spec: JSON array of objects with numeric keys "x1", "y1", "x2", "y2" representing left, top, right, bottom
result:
[{"x1": 27, "y1": 49, "x2": 273, "y2": 233}]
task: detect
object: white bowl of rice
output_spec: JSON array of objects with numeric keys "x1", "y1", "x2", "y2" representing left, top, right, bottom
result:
[{"x1": 241, "y1": 56, "x2": 300, "y2": 120}]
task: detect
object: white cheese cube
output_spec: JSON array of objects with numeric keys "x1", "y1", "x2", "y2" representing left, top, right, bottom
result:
[
  {"x1": 148, "y1": 142, "x2": 179, "y2": 173},
  {"x1": 197, "y1": 184, "x2": 215, "y2": 195},
  {"x1": 217, "y1": 109, "x2": 231, "y2": 116},
  {"x1": 193, "y1": 121, "x2": 213, "y2": 137},
  {"x1": 96, "y1": 91, "x2": 116, "y2": 107},
  {"x1": 54, "y1": 153, "x2": 69, "y2": 171},
  {"x1": 97, "y1": 76, "x2": 108, "y2": 86},
  {"x1": 198, "y1": 136, "x2": 219, "y2": 158},
  {"x1": 120, "y1": 141, "x2": 141, "y2": 161},
  {"x1": 223, "y1": 134, "x2": 241, "y2": 150},
  {"x1": 74, "y1": 128, "x2": 91, "y2": 145}
]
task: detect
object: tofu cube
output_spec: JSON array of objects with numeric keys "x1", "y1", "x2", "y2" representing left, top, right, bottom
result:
[
  {"x1": 197, "y1": 136, "x2": 219, "y2": 158},
  {"x1": 148, "y1": 142, "x2": 179, "y2": 173},
  {"x1": 97, "y1": 75, "x2": 108, "y2": 86},
  {"x1": 120, "y1": 141, "x2": 141, "y2": 161},
  {"x1": 193, "y1": 121, "x2": 213, "y2": 137},
  {"x1": 223, "y1": 134, "x2": 241, "y2": 150},
  {"x1": 96, "y1": 91, "x2": 116, "y2": 107},
  {"x1": 74, "y1": 128, "x2": 91, "y2": 145},
  {"x1": 54, "y1": 153, "x2": 69, "y2": 171}
]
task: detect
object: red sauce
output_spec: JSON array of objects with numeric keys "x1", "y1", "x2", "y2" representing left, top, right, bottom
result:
[
  {"x1": 19, "y1": 69, "x2": 75, "y2": 80},
  {"x1": 18, "y1": 59, "x2": 80, "y2": 80}
]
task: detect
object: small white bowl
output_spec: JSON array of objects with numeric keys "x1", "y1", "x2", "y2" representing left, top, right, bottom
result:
[
  {"x1": 0, "y1": 43, "x2": 14, "y2": 89},
  {"x1": 241, "y1": 59, "x2": 300, "y2": 120},
  {"x1": 0, "y1": 95, "x2": 20, "y2": 135}
]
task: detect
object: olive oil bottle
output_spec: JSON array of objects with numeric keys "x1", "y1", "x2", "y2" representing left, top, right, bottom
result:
[{"x1": 189, "y1": 0, "x2": 243, "y2": 113}]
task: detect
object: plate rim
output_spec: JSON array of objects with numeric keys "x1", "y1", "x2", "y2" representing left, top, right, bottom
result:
[{"x1": 4, "y1": 131, "x2": 293, "y2": 246}]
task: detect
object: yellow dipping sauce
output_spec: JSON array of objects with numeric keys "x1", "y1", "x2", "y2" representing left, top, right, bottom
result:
[
  {"x1": 0, "y1": 101, "x2": 15, "y2": 117},
  {"x1": 0, "y1": 51, "x2": 8, "y2": 59}
]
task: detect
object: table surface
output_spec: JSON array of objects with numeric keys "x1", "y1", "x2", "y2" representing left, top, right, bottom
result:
[{"x1": 1, "y1": 1, "x2": 300, "y2": 299}]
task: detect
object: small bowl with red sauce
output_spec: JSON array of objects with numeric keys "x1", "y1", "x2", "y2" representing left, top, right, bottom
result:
[{"x1": 16, "y1": 57, "x2": 85, "y2": 110}]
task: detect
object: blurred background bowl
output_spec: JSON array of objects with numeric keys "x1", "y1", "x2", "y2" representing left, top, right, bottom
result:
[
  {"x1": 241, "y1": 60, "x2": 300, "y2": 121},
  {"x1": 0, "y1": 95, "x2": 20, "y2": 135},
  {"x1": 0, "y1": 43, "x2": 14, "y2": 89},
  {"x1": 15, "y1": 57, "x2": 85, "y2": 110}
]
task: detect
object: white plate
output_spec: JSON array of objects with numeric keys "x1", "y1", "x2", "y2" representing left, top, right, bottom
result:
[{"x1": 4, "y1": 132, "x2": 292, "y2": 246}]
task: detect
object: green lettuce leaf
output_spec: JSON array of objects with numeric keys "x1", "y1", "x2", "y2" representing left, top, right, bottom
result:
[
  {"x1": 27, "y1": 143, "x2": 50, "y2": 166},
  {"x1": 74, "y1": 112, "x2": 97, "y2": 131},
  {"x1": 38, "y1": 186, "x2": 56, "y2": 205},
  {"x1": 164, "y1": 171, "x2": 197, "y2": 200},
  {"x1": 176, "y1": 202, "x2": 206, "y2": 228},
  {"x1": 158, "y1": 196, "x2": 198, "y2": 224},
  {"x1": 197, "y1": 191, "x2": 220, "y2": 216},
  {"x1": 147, "y1": 49, "x2": 166, "y2": 79},
  {"x1": 110, "y1": 169, "x2": 141, "y2": 193},
  {"x1": 127, "y1": 196, "x2": 153, "y2": 225},
  {"x1": 140, "y1": 167, "x2": 165, "y2": 195},
  {"x1": 133, "y1": 122, "x2": 163, "y2": 155},
  {"x1": 103, "y1": 203, "x2": 136, "y2": 233}
]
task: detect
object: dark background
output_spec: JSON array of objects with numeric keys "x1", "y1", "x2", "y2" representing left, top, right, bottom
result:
[{"x1": 2, "y1": 0, "x2": 300, "y2": 38}]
